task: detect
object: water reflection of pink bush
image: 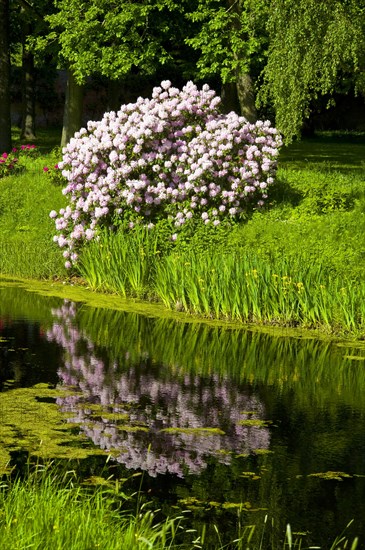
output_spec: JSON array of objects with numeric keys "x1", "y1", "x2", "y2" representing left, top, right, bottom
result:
[{"x1": 48, "y1": 301, "x2": 270, "y2": 477}]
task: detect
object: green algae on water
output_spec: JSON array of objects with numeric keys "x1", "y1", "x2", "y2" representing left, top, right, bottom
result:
[
  {"x1": 0, "y1": 384, "x2": 107, "y2": 473},
  {"x1": 308, "y1": 471, "x2": 352, "y2": 481}
]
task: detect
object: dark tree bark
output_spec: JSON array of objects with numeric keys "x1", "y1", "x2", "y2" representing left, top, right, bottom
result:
[
  {"x1": 106, "y1": 78, "x2": 122, "y2": 112},
  {"x1": 220, "y1": 82, "x2": 241, "y2": 114},
  {"x1": 21, "y1": 46, "x2": 36, "y2": 141},
  {"x1": 236, "y1": 72, "x2": 257, "y2": 122},
  {"x1": 61, "y1": 69, "x2": 84, "y2": 147},
  {"x1": 226, "y1": 0, "x2": 257, "y2": 123},
  {"x1": 0, "y1": 0, "x2": 12, "y2": 152}
]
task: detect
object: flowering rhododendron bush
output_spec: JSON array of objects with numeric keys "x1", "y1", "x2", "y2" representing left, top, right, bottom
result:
[{"x1": 50, "y1": 81, "x2": 282, "y2": 267}]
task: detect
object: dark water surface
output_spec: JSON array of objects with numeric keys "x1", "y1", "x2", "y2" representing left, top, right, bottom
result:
[{"x1": 1, "y1": 284, "x2": 365, "y2": 547}]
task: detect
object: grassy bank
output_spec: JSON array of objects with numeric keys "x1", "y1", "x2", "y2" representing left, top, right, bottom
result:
[
  {"x1": 0, "y1": 468, "x2": 359, "y2": 550},
  {"x1": 0, "y1": 129, "x2": 365, "y2": 337}
]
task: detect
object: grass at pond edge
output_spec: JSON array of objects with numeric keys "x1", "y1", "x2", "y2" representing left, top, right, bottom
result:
[
  {"x1": 0, "y1": 468, "x2": 359, "y2": 550},
  {"x1": 2, "y1": 273, "x2": 362, "y2": 347},
  {"x1": 1, "y1": 133, "x2": 365, "y2": 340}
]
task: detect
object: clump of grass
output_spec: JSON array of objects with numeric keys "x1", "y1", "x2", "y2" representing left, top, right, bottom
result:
[
  {"x1": 78, "y1": 229, "x2": 365, "y2": 337},
  {"x1": 78, "y1": 226, "x2": 160, "y2": 298},
  {"x1": 0, "y1": 468, "x2": 359, "y2": 549},
  {"x1": 153, "y1": 249, "x2": 365, "y2": 334},
  {"x1": 0, "y1": 467, "x2": 184, "y2": 550}
]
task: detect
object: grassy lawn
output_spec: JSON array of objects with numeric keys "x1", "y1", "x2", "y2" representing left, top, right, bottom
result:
[{"x1": 0, "y1": 127, "x2": 365, "y2": 336}]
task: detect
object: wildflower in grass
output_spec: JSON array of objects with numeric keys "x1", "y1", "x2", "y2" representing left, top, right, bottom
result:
[
  {"x1": 0, "y1": 144, "x2": 38, "y2": 179},
  {"x1": 50, "y1": 81, "x2": 282, "y2": 266},
  {"x1": 0, "y1": 150, "x2": 19, "y2": 178}
]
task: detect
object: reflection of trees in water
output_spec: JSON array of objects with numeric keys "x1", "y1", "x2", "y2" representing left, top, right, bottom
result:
[
  {"x1": 0, "y1": 318, "x2": 61, "y2": 389},
  {"x1": 67, "y1": 299, "x2": 365, "y2": 410},
  {"x1": 47, "y1": 301, "x2": 270, "y2": 477}
]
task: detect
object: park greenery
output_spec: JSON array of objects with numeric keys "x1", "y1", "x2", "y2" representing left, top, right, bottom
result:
[
  {"x1": 0, "y1": 2, "x2": 364, "y2": 547},
  {"x1": 1, "y1": 0, "x2": 364, "y2": 150},
  {"x1": 0, "y1": 115, "x2": 364, "y2": 338}
]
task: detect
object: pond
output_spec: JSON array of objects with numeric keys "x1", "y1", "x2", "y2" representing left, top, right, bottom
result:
[{"x1": 1, "y1": 281, "x2": 365, "y2": 548}]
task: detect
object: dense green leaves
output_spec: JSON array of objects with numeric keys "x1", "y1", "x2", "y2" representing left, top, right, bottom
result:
[
  {"x1": 8, "y1": 0, "x2": 365, "y2": 142},
  {"x1": 186, "y1": 0, "x2": 259, "y2": 82},
  {"x1": 43, "y1": 0, "x2": 185, "y2": 82},
  {"x1": 259, "y1": 0, "x2": 365, "y2": 141}
]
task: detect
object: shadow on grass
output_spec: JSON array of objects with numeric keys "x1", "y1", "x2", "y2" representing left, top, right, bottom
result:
[
  {"x1": 11, "y1": 126, "x2": 62, "y2": 154},
  {"x1": 266, "y1": 177, "x2": 303, "y2": 208},
  {"x1": 279, "y1": 132, "x2": 365, "y2": 173}
]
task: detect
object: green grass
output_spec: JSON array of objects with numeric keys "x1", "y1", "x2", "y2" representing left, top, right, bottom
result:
[
  {"x1": 0, "y1": 468, "x2": 183, "y2": 550},
  {"x1": 78, "y1": 234, "x2": 365, "y2": 336},
  {"x1": 1, "y1": 128, "x2": 365, "y2": 335},
  {"x1": 0, "y1": 468, "x2": 359, "y2": 550},
  {"x1": 0, "y1": 129, "x2": 67, "y2": 278}
]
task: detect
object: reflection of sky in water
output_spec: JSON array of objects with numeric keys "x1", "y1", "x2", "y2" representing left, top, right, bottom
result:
[{"x1": 47, "y1": 301, "x2": 270, "y2": 477}]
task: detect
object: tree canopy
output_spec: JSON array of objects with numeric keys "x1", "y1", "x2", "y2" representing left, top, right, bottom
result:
[
  {"x1": 41, "y1": 0, "x2": 184, "y2": 83},
  {"x1": 1, "y1": 0, "x2": 364, "y2": 148},
  {"x1": 258, "y1": 0, "x2": 365, "y2": 141}
]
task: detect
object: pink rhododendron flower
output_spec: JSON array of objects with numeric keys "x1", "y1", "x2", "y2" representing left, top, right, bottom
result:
[{"x1": 50, "y1": 81, "x2": 282, "y2": 265}]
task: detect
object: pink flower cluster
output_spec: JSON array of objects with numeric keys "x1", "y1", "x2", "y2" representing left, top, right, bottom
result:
[
  {"x1": 50, "y1": 81, "x2": 282, "y2": 267},
  {"x1": 0, "y1": 144, "x2": 38, "y2": 179},
  {"x1": 0, "y1": 149, "x2": 18, "y2": 177}
]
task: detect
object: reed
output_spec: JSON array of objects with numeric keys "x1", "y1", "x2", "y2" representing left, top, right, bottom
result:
[
  {"x1": 78, "y1": 228, "x2": 365, "y2": 337},
  {"x1": 78, "y1": 226, "x2": 160, "y2": 298},
  {"x1": 154, "y1": 249, "x2": 365, "y2": 336}
]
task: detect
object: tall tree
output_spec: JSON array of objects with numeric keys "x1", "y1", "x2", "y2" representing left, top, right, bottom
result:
[
  {"x1": 21, "y1": 22, "x2": 36, "y2": 140},
  {"x1": 0, "y1": 0, "x2": 12, "y2": 152},
  {"x1": 258, "y1": 0, "x2": 365, "y2": 142},
  {"x1": 10, "y1": 0, "x2": 55, "y2": 141},
  {"x1": 61, "y1": 69, "x2": 84, "y2": 146},
  {"x1": 185, "y1": 0, "x2": 266, "y2": 120},
  {"x1": 40, "y1": 0, "x2": 185, "y2": 146}
]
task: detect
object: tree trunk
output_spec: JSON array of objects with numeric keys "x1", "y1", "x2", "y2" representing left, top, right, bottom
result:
[
  {"x1": 21, "y1": 47, "x2": 36, "y2": 141},
  {"x1": 225, "y1": 0, "x2": 257, "y2": 123},
  {"x1": 0, "y1": 0, "x2": 12, "y2": 152},
  {"x1": 220, "y1": 82, "x2": 241, "y2": 114},
  {"x1": 61, "y1": 69, "x2": 84, "y2": 148},
  {"x1": 236, "y1": 72, "x2": 257, "y2": 122},
  {"x1": 106, "y1": 78, "x2": 122, "y2": 112}
]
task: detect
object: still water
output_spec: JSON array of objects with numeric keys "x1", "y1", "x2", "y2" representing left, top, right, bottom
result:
[{"x1": 1, "y1": 283, "x2": 365, "y2": 547}]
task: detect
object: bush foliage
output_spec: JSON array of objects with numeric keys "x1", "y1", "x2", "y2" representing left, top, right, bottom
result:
[{"x1": 50, "y1": 81, "x2": 281, "y2": 267}]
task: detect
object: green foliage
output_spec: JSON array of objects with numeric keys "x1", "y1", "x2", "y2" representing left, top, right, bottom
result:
[
  {"x1": 185, "y1": 0, "x2": 263, "y2": 83},
  {"x1": 0, "y1": 468, "x2": 184, "y2": 550},
  {"x1": 78, "y1": 226, "x2": 160, "y2": 298},
  {"x1": 0, "y1": 467, "x2": 359, "y2": 549},
  {"x1": 77, "y1": 134, "x2": 365, "y2": 336},
  {"x1": 78, "y1": 219, "x2": 365, "y2": 336},
  {"x1": 0, "y1": 141, "x2": 67, "y2": 279},
  {"x1": 259, "y1": 0, "x2": 365, "y2": 141},
  {"x1": 1, "y1": 129, "x2": 365, "y2": 336},
  {"x1": 40, "y1": 0, "x2": 184, "y2": 82}
]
